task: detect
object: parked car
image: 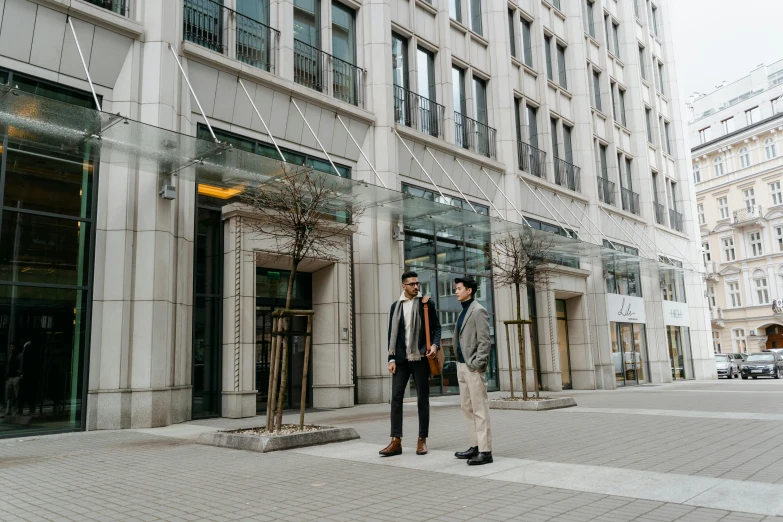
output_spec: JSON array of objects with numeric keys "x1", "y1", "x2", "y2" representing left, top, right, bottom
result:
[
  {"x1": 740, "y1": 352, "x2": 783, "y2": 379},
  {"x1": 727, "y1": 352, "x2": 748, "y2": 368},
  {"x1": 715, "y1": 354, "x2": 739, "y2": 379},
  {"x1": 764, "y1": 348, "x2": 783, "y2": 356}
]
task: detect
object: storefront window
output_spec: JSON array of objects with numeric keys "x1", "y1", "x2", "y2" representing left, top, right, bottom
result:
[
  {"x1": 603, "y1": 240, "x2": 641, "y2": 297},
  {"x1": 610, "y1": 322, "x2": 648, "y2": 385},
  {"x1": 402, "y1": 184, "x2": 497, "y2": 395},
  {"x1": 0, "y1": 69, "x2": 95, "y2": 436},
  {"x1": 659, "y1": 256, "x2": 686, "y2": 302},
  {"x1": 667, "y1": 325, "x2": 694, "y2": 379}
]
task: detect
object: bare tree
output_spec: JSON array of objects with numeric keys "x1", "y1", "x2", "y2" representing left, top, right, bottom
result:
[
  {"x1": 491, "y1": 230, "x2": 557, "y2": 400},
  {"x1": 238, "y1": 164, "x2": 364, "y2": 431}
]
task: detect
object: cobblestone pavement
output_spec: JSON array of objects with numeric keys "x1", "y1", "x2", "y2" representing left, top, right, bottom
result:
[{"x1": 3, "y1": 380, "x2": 783, "y2": 521}]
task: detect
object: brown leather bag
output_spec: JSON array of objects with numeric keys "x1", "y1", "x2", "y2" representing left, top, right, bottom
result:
[{"x1": 423, "y1": 296, "x2": 444, "y2": 376}]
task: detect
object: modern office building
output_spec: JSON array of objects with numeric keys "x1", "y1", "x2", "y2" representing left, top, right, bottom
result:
[
  {"x1": 0, "y1": 0, "x2": 711, "y2": 438},
  {"x1": 689, "y1": 60, "x2": 783, "y2": 355}
]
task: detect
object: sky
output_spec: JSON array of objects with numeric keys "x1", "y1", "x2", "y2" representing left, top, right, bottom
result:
[{"x1": 667, "y1": 0, "x2": 783, "y2": 105}]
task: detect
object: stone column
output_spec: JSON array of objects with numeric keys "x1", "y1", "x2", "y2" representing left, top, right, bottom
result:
[{"x1": 535, "y1": 287, "x2": 561, "y2": 391}]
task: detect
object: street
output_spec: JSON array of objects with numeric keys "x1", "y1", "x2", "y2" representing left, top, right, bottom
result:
[{"x1": 3, "y1": 380, "x2": 783, "y2": 521}]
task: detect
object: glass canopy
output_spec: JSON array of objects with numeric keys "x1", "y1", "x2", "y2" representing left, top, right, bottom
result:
[{"x1": 0, "y1": 84, "x2": 694, "y2": 278}]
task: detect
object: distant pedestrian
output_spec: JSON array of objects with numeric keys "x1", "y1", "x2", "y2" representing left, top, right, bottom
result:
[
  {"x1": 379, "y1": 271, "x2": 441, "y2": 457},
  {"x1": 4, "y1": 343, "x2": 22, "y2": 416},
  {"x1": 452, "y1": 276, "x2": 493, "y2": 465}
]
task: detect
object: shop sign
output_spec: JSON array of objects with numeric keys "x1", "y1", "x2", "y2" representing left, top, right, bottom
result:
[
  {"x1": 663, "y1": 300, "x2": 690, "y2": 327},
  {"x1": 607, "y1": 293, "x2": 646, "y2": 323}
]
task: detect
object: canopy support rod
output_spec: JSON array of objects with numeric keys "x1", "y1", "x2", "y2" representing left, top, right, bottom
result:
[
  {"x1": 291, "y1": 98, "x2": 341, "y2": 177},
  {"x1": 169, "y1": 44, "x2": 217, "y2": 142},
  {"x1": 477, "y1": 166, "x2": 531, "y2": 227},
  {"x1": 392, "y1": 128, "x2": 446, "y2": 200},
  {"x1": 599, "y1": 208, "x2": 656, "y2": 260},
  {"x1": 238, "y1": 79, "x2": 285, "y2": 163},
  {"x1": 626, "y1": 216, "x2": 658, "y2": 256},
  {"x1": 631, "y1": 221, "x2": 702, "y2": 273},
  {"x1": 573, "y1": 201, "x2": 618, "y2": 250},
  {"x1": 516, "y1": 175, "x2": 573, "y2": 238},
  {"x1": 67, "y1": 17, "x2": 101, "y2": 111},
  {"x1": 426, "y1": 148, "x2": 477, "y2": 213},
  {"x1": 534, "y1": 186, "x2": 581, "y2": 240},
  {"x1": 453, "y1": 158, "x2": 504, "y2": 219},
  {"x1": 555, "y1": 195, "x2": 601, "y2": 244},
  {"x1": 337, "y1": 115, "x2": 386, "y2": 188}
]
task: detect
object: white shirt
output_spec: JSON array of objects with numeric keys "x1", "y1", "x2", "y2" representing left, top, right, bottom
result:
[{"x1": 399, "y1": 292, "x2": 421, "y2": 349}]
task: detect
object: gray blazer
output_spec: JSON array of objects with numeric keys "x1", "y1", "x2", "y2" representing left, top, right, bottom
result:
[{"x1": 457, "y1": 300, "x2": 492, "y2": 372}]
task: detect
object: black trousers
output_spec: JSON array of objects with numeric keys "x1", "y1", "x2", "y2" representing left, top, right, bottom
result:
[{"x1": 390, "y1": 359, "x2": 430, "y2": 438}]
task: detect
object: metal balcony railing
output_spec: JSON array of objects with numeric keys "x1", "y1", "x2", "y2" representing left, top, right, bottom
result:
[
  {"x1": 620, "y1": 187, "x2": 640, "y2": 215},
  {"x1": 455, "y1": 112, "x2": 497, "y2": 158},
  {"x1": 393, "y1": 85, "x2": 445, "y2": 139},
  {"x1": 732, "y1": 205, "x2": 764, "y2": 224},
  {"x1": 597, "y1": 177, "x2": 615, "y2": 205},
  {"x1": 654, "y1": 202, "x2": 665, "y2": 225},
  {"x1": 293, "y1": 40, "x2": 365, "y2": 107},
  {"x1": 669, "y1": 208, "x2": 683, "y2": 232},
  {"x1": 554, "y1": 158, "x2": 581, "y2": 192},
  {"x1": 184, "y1": 0, "x2": 279, "y2": 73},
  {"x1": 710, "y1": 307, "x2": 724, "y2": 322},
  {"x1": 85, "y1": 0, "x2": 130, "y2": 16},
  {"x1": 517, "y1": 141, "x2": 547, "y2": 178}
]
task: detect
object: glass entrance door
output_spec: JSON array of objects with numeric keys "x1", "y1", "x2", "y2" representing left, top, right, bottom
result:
[
  {"x1": 611, "y1": 322, "x2": 648, "y2": 385},
  {"x1": 556, "y1": 300, "x2": 572, "y2": 389}
]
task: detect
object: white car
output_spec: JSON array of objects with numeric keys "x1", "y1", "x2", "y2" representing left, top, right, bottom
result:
[{"x1": 715, "y1": 354, "x2": 739, "y2": 379}]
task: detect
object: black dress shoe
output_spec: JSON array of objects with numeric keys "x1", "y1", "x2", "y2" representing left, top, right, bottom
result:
[
  {"x1": 467, "y1": 452, "x2": 493, "y2": 465},
  {"x1": 454, "y1": 446, "x2": 479, "y2": 459}
]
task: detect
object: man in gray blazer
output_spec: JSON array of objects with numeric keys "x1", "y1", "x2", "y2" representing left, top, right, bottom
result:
[{"x1": 452, "y1": 276, "x2": 493, "y2": 465}]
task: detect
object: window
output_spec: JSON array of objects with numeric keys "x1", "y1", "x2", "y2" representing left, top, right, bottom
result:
[
  {"x1": 603, "y1": 241, "x2": 642, "y2": 297},
  {"x1": 294, "y1": 0, "x2": 320, "y2": 47},
  {"x1": 663, "y1": 121, "x2": 672, "y2": 154},
  {"x1": 469, "y1": 0, "x2": 482, "y2": 35},
  {"x1": 639, "y1": 46, "x2": 647, "y2": 80},
  {"x1": 599, "y1": 144, "x2": 609, "y2": 179},
  {"x1": 592, "y1": 70, "x2": 602, "y2": 111},
  {"x1": 612, "y1": 83, "x2": 627, "y2": 127},
  {"x1": 698, "y1": 203, "x2": 705, "y2": 225},
  {"x1": 584, "y1": 0, "x2": 596, "y2": 38},
  {"x1": 744, "y1": 187, "x2": 755, "y2": 208},
  {"x1": 765, "y1": 137, "x2": 778, "y2": 160},
  {"x1": 699, "y1": 127, "x2": 710, "y2": 144},
  {"x1": 732, "y1": 328, "x2": 747, "y2": 352},
  {"x1": 707, "y1": 285, "x2": 716, "y2": 308},
  {"x1": 712, "y1": 331, "x2": 721, "y2": 354},
  {"x1": 473, "y1": 76, "x2": 490, "y2": 156},
  {"x1": 550, "y1": 118, "x2": 559, "y2": 159},
  {"x1": 526, "y1": 104, "x2": 539, "y2": 149},
  {"x1": 750, "y1": 231, "x2": 763, "y2": 257},
  {"x1": 453, "y1": 66, "x2": 467, "y2": 148},
  {"x1": 417, "y1": 47, "x2": 435, "y2": 101},
  {"x1": 552, "y1": 0, "x2": 561, "y2": 9},
  {"x1": 774, "y1": 96, "x2": 783, "y2": 115},
  {"x1": 521, "y1": 18, "x2": 533, "y2": 67},
  {"x1": 713, "y1": 155, "x2": 724, "y2": 177},
  {"x1": 391, "y1": 33, "x2": 408, "y2": 89},
  {"x1": 739, "y1": 146, "x2": 751, "y2": 168},
  {"x1": 718, "y1": 197, "x2": 729, "y2": 219},
  {"x1": 332, "y1": 2, "x2": 356, "y2": 65},
  {"x1": 745, "y1": 106, "x2": 760, "y2": 125},
  {"x1": 754, "y1": 271, "x2": 770, "y2": 304},
  {"x1": 728, "y1": 282, "x2": 741, "y2": 308},
  {"x1": 693, "y1": 163, "x2": 701, "y2": 184},
  {"x1": 612, "y1": 21, "x2": 620, "y2": 58},
  {"x1": 721, "y1": 117, "x2": 735, "y2": 135},
  {"x1": 617, "y1": 88, "x2": 627, "y2": 127},
  {"x1": 449, "y1": 0, "x2": 461, "y2": 22},
  {"x1": 722, "y1": 236, "x2": 735, "y2": 262},
  {"x1": 659, "y1": 257, "x2": 686, "y2": 303},
  {"x1": 656, "y1": 61, "x2": 665, "y2": 95},
  {"x1": 703, "y1": 241, "x2": 711, "y2": 265},
  {"x1": 556, "y1": 44, "x2": 567, "y2": 89},
  {"x1": 544, "y1": 35, "x2": 554, "y2": 81},
  {"x1": 508, "y1": 10, "x2": 516, "y2": 58},
  {"x1": 771, "y1": 181, "x2": 782, "y2": 206},
  {"x1": 645, "y1": 108, "x2": 653, "y2": 143},
  {"x1": 777, "y1": 226, "x2": 783, "y2": 251},
  {"x1": 563, "y1": 124, "x2": 574, "y2": 164},
  {"x1": 649, "y1": 3, "x2": 659, "y2": 36}
]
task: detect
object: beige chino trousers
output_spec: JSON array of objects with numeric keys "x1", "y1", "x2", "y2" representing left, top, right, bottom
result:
[{"x1": 456, "y1": 362, "x2": 492, "y2": 452}]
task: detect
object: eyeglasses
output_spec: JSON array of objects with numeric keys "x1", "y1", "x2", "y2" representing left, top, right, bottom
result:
[{"x1": 403, "y1": 282, "x2": 421, "y2": 287}]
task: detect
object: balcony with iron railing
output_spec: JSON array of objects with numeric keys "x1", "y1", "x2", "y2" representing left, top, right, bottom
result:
[
  {"x1": 85, "y1": 0, "x2": 130, "y2": 16},
  {"x1": 455, "y1": 112, "x2": 497, "y2": 158},
  {"x1": 710, "y1": 307, "x2": 725, "y2": 326},
  {"x1": 669, "y1": 208, "x2": 683, "y2": 232},
  {"x1": 517, "y1": 141, "x2": 547, "y2": 178},
  {"x1": 654, "y1": 202, "x2": 665, "y2": 225},
  {"x1": 393, "y1": 85, "x2": 445, "y2": 139},
  {"x1": 293, "y1": 39, "x2": 365, "y2": 107},
  {"x1": 706, "y1": 261, "x2": 719, "y2": 281},
  {"x1": 732, "y1": 205, "x2": 764, "y2": 225},
  {"x1": 597, "y1": 177, "x2": 615, "y2": 205},
  {"x1": 620, "y1": 187, "x2": 640, "y2": 215},
  {"x1": 184, "y1": 0, "x2": 279, "y2": 74},
  {"x1": 554, "y1": 158, "x2": 580, "y2": 192}
]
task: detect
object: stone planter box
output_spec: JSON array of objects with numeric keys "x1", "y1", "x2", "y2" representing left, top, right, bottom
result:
[
  {"x1": 196, "y1": 426, "x2": 359, "y2": 453},
  {"x1": 489, "y1": 397, "x2": 576, "y2": 411}
]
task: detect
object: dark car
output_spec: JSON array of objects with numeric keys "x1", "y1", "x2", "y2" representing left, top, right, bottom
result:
[
  {"x1": 715, "y1": 354, "x2": 739, "y2": 379},
  {"x1": 740, "y1": 352, "x2": 783, "y2": 379}
]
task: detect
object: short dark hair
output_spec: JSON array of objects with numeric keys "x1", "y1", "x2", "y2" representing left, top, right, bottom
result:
[
  {"x1": 401, "y1": 270, "x2": 418, "y2": 283},
  {"x1": 454, "y1": 276, "x2": 478, "y2": 297}
]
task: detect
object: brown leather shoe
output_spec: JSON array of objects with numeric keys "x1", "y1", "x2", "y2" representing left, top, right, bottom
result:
[
  {"x1": 379, "y1": 437, "x2": 402, "y2": 457},
  {"x1": 416, "y1": 437, "x2": 428, "y2": 455}
]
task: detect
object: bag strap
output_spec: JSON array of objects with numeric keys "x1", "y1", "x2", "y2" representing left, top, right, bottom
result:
[{"x1": 422, "y1": 296, "x2": 431, "y2": 350}]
